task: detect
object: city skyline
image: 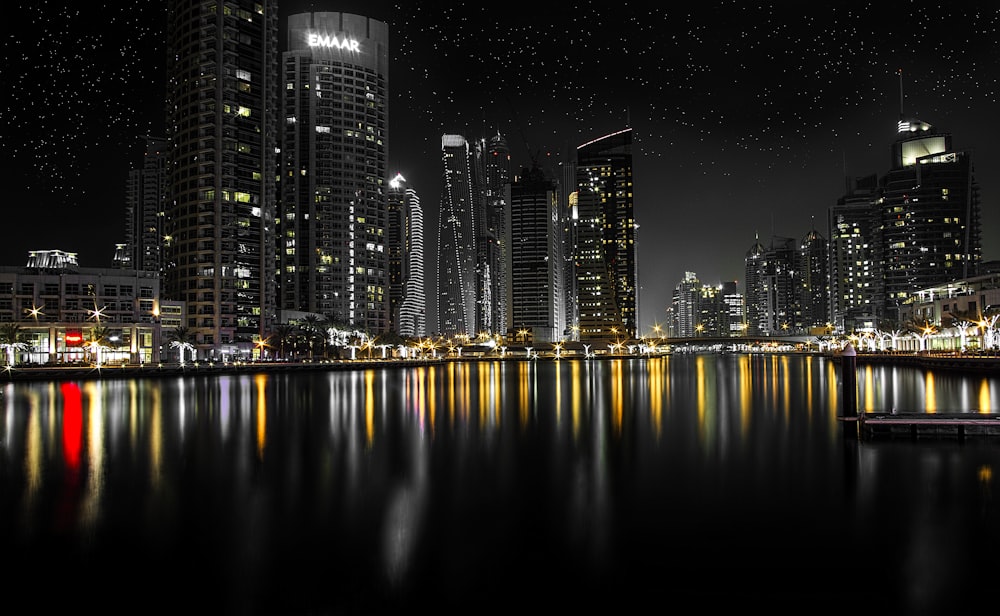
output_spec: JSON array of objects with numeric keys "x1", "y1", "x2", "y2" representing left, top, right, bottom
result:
[{"x1": 3, "y1": 1, "x2": 998, "y2": 334}]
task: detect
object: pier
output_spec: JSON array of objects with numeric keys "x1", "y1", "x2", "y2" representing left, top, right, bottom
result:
[{"x1": 841, "y1": 412, "x2": 1000, "y2": 441}]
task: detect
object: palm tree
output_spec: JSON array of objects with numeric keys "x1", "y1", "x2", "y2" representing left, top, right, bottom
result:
[
  {"x1": 272, "y1": 323, "x2": 297, "y2": 360},
  {"x1": 0, "y1": 322, "x2": 29, "y2": 367},
  {"x1": 165, "y1": 326, "x2": 196, "y2": 364},
  {"x1": 299, "y1": 314, "x2": 327, "y2": 359}
]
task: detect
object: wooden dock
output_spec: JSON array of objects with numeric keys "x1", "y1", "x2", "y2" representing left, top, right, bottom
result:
[{"x1": 841, "y1": 412, "x2": 1000, "y2": 441}]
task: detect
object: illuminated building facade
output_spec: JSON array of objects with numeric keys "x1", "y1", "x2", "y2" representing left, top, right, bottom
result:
[
  {"x1": 164, "y1": 0, "x2": 279, "y2": 359},
  {"x1": 437, "y1": 134, "x2": 478, "y2": 337},
  {"x1": 279, "y1": 12, "x2": 389, "y2": 332},
  {"x1": 574, "y1": 128, "x2": 638, "y2": 342},
  {"x1": 388, "y1": 173, "x2": 426, "y2": 338},
  {"x1": 672, "y1": 271, "x2": 700, "y2": 338},
  {"x1": 828, "y1": 174, "x2": 881, "y2": 332},
  {"x1": 878, "y1": 118, "x2": 981, "y2": 321},
  {"x1": 0, "y1": 250, "x2": 168, "y2": 364},
  {"x1": 505, "y1": 164, "x2": 564, "y2": 343}
]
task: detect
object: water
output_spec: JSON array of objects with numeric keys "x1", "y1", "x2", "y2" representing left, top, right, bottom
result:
[{"x1": 2, "y1": 354, "x2": 999, "y2": 614}]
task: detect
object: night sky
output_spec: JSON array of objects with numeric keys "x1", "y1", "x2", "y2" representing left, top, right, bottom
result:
[{"x1": 3, "y1": 1, "x2": 998, "y2": 333}]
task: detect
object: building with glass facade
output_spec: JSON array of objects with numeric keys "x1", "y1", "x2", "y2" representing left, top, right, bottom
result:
[
  {"x1": 388, "y1": 173, "x2": 426, "y2": 338},
  {"x1": 574, "y1": 128, "x2": 638, "y2": 342},
  {"x1": 437, "y1": 134, "x2": 478, "y2": 337},
  {"x1": 505, "y1": 164, "x2": 564, "y2": 343},
  {"x1": 279, "y1": 12, "x2": 390, "y2": 333}
]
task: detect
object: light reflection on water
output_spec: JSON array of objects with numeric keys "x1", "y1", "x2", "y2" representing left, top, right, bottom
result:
[{"x1": 2, "y1": 354, "x2": 1000, "y2": 614}]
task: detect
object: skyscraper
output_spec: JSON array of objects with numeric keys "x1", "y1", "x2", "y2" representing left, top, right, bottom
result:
[
  {"x1": 123, "y1": 136, "x2": 168, "y2": 273},
  {"x1": 745, "y1": 235, "x2": 798, "y2": 335},
  {"x1": 829, "y1": 174, "x2": 881, "y2": 332},
  {"x1": 574, "y1": 128, "x2": 638, "y2": 342},
  {"x1": 164, "y1": 0, "x2": 279, "y2": 359},
  {"x1": 279, "y1": 12, "x2": 389, "y2": 332},
  {"x1": 505, "y1": 164, "x2": 564, "y2": 343},
  {"x1": 473, "y1": 132, "x2": 511, "y2": 338},
  {"x1": 878, "y1": 117, "x2": 981, "y2": 322},
  {"x1": 388, "y1": 173, "x2": 426, "y2": 338},
  {"x1": 798, "y1": 225, "x2": 829, "y2": 332},
  {"x1": 672, "y1": 271, "x2": 700, "y2": 337},
  {"x1": 437, "y1": 134, "x2": 478, "y2": 337}
]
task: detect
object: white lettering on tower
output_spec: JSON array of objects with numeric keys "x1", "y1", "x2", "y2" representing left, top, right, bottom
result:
[{"x1": 307, "y1": 33, "x2": 361, "y2": 52}]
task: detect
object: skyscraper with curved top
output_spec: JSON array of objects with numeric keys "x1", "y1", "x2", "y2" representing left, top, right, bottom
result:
[
  {"x1": 279, "y1": 12, "x2": 389, "y2": 332},
  {"x1": 165, "y1": 0, "x2": 279, "y2": 359},
  {"x1": 574, "y1": 128, "x2": 638, "y2": 342}
]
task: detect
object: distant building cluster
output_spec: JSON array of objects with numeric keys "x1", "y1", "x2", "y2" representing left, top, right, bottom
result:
[{"x1": 667, "y1": 116, "x2": 985, "y2": 339}]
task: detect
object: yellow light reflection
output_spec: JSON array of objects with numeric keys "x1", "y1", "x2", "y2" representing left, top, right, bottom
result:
[
  {"x1": 25, "y1": 389, "x2": 42, "y2": 496},
  {"x1": 365, "y1": 369, "x2": 375, "y2": 447},
  {"x1": 781, "y1": 356, "x2": 790, "y2": 421},
  {"x1": 925, "y1": 372, "x2": 937, "y2": 413},
  {"x1": 479, "y1": 362, "x2": 490, "y2": 429},
  {"x1": 649, "y1": 357, "x2": 663, "y2": 439},
  {"x1": 151, "y1": 383, "x2": 162, "y2": 488},
  {"x1": 611, "y1": 359, "x2": 623, "y2": 435},
  {"x1": 863, "y1": 365, "x2": 875, "y2": 412},
  {"x1": 739, "y1": 355, "x2": 751, "y2": 429},
  {"x1": 427, "y1": 366, "x2": 437, "y2": 435},
  {"x1": 447, "y1": 362, "x2": 457, "y2": 427},
  {"x1": 461, "y1": 363, "x2": 471, "y2": 422},
  {"x1": 256, "y1": 374, "x2": 268, "y2": 457},
  {"x1": 492, "y1": 362, "x2": 501, "y2": 428},
  {"x1": 979, "y1": 379, "x2": 991, "y2": 413},
  {"x1": 555, "y1": 363, "x2": 562, "y2": 426}
]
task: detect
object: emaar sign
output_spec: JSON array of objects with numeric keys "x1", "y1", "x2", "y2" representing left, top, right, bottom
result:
[{"x1": 307, "y1": 33, "x2": 360, "y2": 52}]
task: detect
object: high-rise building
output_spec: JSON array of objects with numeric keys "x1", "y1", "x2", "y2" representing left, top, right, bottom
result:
[
  {"x1": 878, "y1": 117, "x2": 981, "y2": 322},
  {"x1": 278, "y1": 12, "x2": 389, "y2": 333},
  {"x1": 829, "y1": 173, "x2": 881, "y2": 332},
  {"x1": 574, "y1": 128, "x2": 638, "y2": 342},
  {"x1": 745, "y1": 235, "x2": 798, "y2": 335},
  {"x1": 122, "y1": 136, "x2": 168, "y2": 273},
  {"x1": 744, "y1": 234, "x2": 767, "y2": 336},
  {"x1": 560, "y1": 158, "x2": 579, "y2": 340},
  {"x1": 164, "y1": 0, "x2": 279, "y2": 359},
  {"x1": 721, "y1": 281, "x2": 746, "y2": 337},
  {"x1": 388, "y1": 173, "x2": 426, "y2": 338},
  {"x1": 672, "y1": 271, "x2": 700, "y2": 337},
  {"x1": 505, "y1": 164, "x2": 564, "y2": 343},
  {"x1": 798, "y1": 225, "x2": 829, "y2": 332},
  {"x1": 473, "y1": 132, "x2": 511, "y2": 338},
  {"x1": 437, "y1": 134, "x2": 478, "y2": 337}
]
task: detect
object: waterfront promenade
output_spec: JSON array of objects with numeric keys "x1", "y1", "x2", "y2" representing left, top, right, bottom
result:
[{"x1": 3, "y1": 348, "x2": 1000, "y2": 383}]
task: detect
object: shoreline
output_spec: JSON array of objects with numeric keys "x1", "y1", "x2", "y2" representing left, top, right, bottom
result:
[{"x1": 3, "y1": 350, "x2": 1000, "y2": 383}]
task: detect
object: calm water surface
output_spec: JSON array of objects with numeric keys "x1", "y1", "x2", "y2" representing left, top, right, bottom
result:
[{"x1": 2, "y1": 354, "x2": 999, "y2": 614}]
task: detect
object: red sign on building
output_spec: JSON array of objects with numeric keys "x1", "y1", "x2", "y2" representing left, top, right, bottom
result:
[{"x1": 65, "y1": 330, "x2": 83, "y2": 347}]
